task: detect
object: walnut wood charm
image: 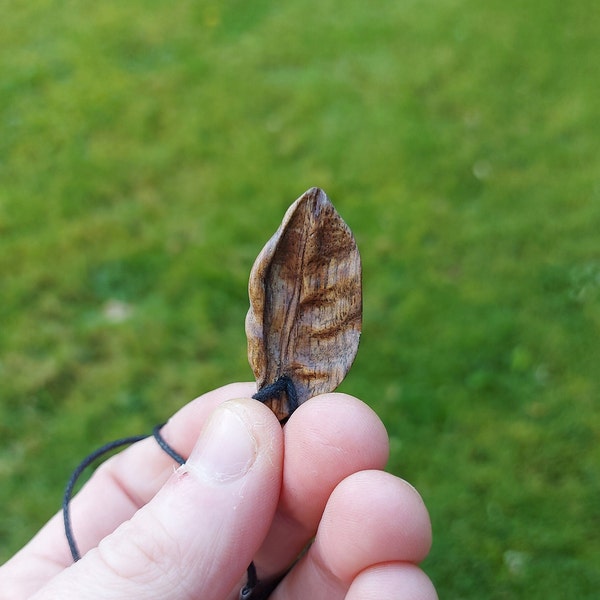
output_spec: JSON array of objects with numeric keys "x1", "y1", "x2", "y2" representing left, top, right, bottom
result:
[{"x1": 245, "y1": 187, "x2": 362, "y2": 420}]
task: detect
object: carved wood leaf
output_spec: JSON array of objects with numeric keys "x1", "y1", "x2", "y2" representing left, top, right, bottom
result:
[{"x1": 246, "y1": 187, "x2": 362, "y2": 420}]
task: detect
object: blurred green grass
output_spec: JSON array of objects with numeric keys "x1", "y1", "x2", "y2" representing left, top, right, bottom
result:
[{"x1": 1, "y1": 0, "x2": 599, "y2": 597}]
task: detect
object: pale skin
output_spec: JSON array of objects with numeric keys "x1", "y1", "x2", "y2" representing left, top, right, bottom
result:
[{"x1": 0, "y1": 383, "x2": 438, "y2": 600}]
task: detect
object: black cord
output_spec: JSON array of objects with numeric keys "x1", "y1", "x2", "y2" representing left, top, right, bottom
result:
[
  {"x1": 239, "y1": 376, "x2": 299, "y2": 599},
  {"x1": 252, "y1": 375, "x2": 299, "y2": 420},
  {"x1": 239, "y1": 561, "x2": 258, "y2": 600},
  {"x1": 63, "y1": 433, "x2": 151, "y2": 561},
  {"x1": 62, "y1": 424, "x2": 187, "y2": 561},
  {"x1": 63, "y1": 377, "x2": 298, "y2": 598},
  {"x1": 152, "y1": 424, "x2": 186, "y2": 465}
]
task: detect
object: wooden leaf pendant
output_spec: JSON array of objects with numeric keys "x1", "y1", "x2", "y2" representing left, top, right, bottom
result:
[{"x1": 245, "y1": 187, "x2": 362, "y2": 421}]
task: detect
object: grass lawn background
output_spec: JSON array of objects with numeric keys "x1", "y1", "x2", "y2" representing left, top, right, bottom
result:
[{"x1": 1, "y1": 0, "x2": 599, "y2": 597}]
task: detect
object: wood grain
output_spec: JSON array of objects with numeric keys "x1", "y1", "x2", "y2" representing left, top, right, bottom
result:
[{"x1": 245, "y1": 187, "x2": 362, "y2": 420}]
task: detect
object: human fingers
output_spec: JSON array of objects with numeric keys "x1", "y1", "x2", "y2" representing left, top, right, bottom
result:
[
  {"x1": 67, "y1": 382, "x2": 259, "y2": 558},
  {"x1": 1, "y1": 386, "x2": 390, "y2": 598},
  {"x1": 271, "y1": 470, "x2": 434, "y2": 600},
  {"x1": 0, "y1": 382, "x2": 256, "y2": 598},
  {"x1": 249, "y1": 393, "x2": 390, "y2": 583},
  {"x1": 346, "y1": 563, "x2": 438, "y2": 600},
  {"x1": 30, "y1": 399, "x2": 283, "y2": 600}
]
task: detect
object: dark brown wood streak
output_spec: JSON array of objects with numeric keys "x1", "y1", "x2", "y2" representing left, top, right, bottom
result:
[{"x1": 245, "y1": 187, "x2": 362, "y2": 420}]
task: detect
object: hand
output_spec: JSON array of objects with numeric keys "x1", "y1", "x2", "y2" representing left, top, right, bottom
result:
[{"x1": 1, "y1": 383, "x2": 437, "y2": 600}]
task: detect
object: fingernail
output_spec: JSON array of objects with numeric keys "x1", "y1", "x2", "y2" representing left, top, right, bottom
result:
[{"x1": 187, "y1": 402, "x2": 257, "y2": 483}]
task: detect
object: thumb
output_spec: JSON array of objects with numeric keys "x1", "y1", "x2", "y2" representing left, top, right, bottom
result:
[{"x1": 33, "y1": 399, "x2": 283, "y2": 600}]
